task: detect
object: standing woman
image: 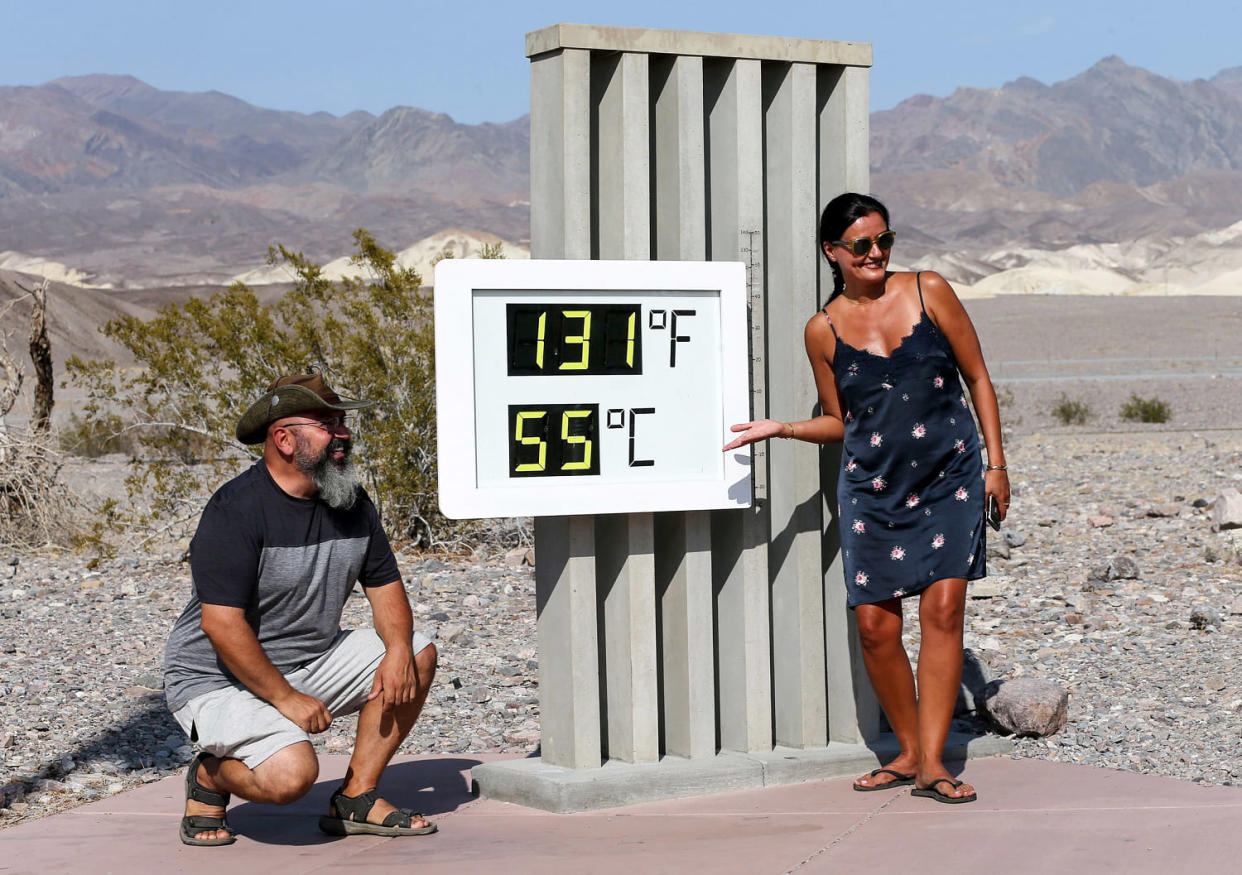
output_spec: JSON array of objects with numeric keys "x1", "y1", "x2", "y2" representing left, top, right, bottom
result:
[{"x1": 724, "y1": 192, "x2": 1009, "y2": 803}]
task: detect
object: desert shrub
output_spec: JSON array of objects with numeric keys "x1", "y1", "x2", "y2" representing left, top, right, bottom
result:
[
  {"x1": 1120, "y1": 394, "x2": 1171, "y2": 423},
  {"x1": 65, "y1": 230, "x2": 478, "y2": 550},
  {"x1": 0, "y1": 428, "x2": 81, "y2": 550},
  {"x1": 1051, "y1": 394, "x2": 1092, "y2": 426}
]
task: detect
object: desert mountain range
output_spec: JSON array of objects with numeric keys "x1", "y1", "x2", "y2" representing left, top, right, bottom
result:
[{"x1": 2, "y1": 57, "x2": 1242, "y2": 301}]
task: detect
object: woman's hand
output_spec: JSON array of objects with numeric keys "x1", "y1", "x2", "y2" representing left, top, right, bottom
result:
[
  {"x1": 723, "y1": 419, "x2": 787, "y2": 451},
  {"x1": 985, "y1": 469, "x2": 1011, "y2": 522}
]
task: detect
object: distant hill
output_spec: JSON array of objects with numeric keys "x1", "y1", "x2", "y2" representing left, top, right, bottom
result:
[
  {"x1": 872, "y1": 57, "x2": 1242, "y2": 268},
  {"x1": 1, "y1": 60, "x2": 1241, "y2": 291},
  {"x1": 296, "y1": 106, "x2": 529, "y2": 203},
  {"x1": 0, "y1": 74, "x2": 529, "y2": 287}
]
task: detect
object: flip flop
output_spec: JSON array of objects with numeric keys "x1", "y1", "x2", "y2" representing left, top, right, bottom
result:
[
  {"x1": 911, "y1": 777, "x2": 977, "y2": 804},
  {"x1": 853, "y1": 767, "x2": 916, "y2": 792},
  {"x1": 180, "y1": 752, "x2": 237, "y2": 846}
]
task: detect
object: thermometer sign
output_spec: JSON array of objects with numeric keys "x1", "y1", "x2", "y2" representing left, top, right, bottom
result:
[{"x1": 434, "y1": 259, "x2": 752, "y2": 518}]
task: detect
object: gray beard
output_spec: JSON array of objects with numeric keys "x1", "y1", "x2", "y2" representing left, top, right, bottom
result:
[{"x1": 293, "y1": 435, "x2": 361, "y2": 510}]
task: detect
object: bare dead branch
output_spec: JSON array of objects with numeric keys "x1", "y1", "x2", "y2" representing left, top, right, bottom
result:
[{"x1": 15, "y1": 279, "x2": 52, "y2": 430}]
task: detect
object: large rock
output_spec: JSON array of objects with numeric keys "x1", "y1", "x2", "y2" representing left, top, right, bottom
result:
[
  {"x1": 1211, "y1": 489, "x2": 1242, "y2": 532},
  {"x1": 981, "y1": 678, "x2": 1069, "y2": 737}
]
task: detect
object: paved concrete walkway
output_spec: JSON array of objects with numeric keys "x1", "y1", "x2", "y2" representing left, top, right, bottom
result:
[{"x1": 2, "y1": 753, "x2": 1240, "y2": 873}]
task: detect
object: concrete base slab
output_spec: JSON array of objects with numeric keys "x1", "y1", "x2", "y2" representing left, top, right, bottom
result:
[
  {"x1": 471, "y1": 751, "x2": 763, "y2": 813},
  {"x1": 472, "y1": 731, "x2": 1012, "y2": 812}
]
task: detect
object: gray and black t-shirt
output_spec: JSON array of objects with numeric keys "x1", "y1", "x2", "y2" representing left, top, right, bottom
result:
[{"x1": 162, "y1": 461, "x2": 400, "y2": 711}]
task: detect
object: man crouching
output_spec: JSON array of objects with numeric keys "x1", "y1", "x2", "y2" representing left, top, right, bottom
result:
[{"x1": 163, "y1": 372, "x2": 437, "y2": 846}]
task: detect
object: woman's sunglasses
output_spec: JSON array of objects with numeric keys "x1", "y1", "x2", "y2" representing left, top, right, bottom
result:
[{"x1": 832, "y1": 230, "x2": 896, "y2": 256}]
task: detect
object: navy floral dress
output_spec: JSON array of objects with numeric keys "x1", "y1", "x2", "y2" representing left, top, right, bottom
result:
[{"x1": 828, "y1": 276, "x2": 986, "y2": 607}]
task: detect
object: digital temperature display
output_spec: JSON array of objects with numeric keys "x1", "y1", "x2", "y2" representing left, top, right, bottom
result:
[
  {"x1": 508, "y1": 304, "x2": 642, "y2": 376},
  {"x1": 508, "y1": 403, "x2": 600, "y2": 476},
  {"x1": 434, "y1": 259, "x2": 752, "y2": 518}
]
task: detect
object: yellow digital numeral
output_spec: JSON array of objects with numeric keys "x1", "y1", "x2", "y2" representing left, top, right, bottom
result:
[
  {"x1": 514, "y1": 410, "x2": 547, "y2": 472},
  {"x1": 535, "y1": 311, "x2": 546, "y2": 369},
  {"x1": 560, "y1": 309, "x2": 591, "y2": 370},
  {"x1": 626, "y1": 310, "x2": 636, "y2": 367},
  {"x1": 561, "y1": 409, "x2": 592, "y2": 470}
]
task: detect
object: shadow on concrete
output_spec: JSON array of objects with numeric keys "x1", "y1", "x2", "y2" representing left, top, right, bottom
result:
[
  {"x1": 226, "y1": 756, "x2": 483, "y2": 847},
  {"x1": 6, "y1": 695, "x2": 184, "y2": 795}
]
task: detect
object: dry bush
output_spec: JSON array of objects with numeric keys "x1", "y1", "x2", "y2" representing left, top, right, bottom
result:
[
  {"x1": 0, "y1": 428, "x2": 82, "y2": 551},
  {"x1": 1120, "y1": 394, "x2": 1172, "y2": 423},
  {"x1": 1051, "y1": 394, "x2": 1092, "y2": 426}
]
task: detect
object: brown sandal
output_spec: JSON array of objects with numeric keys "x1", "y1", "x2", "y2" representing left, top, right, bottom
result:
[
  {"x1": 180, "y1": 753, "x2": 236, "y2": 846},
  {"x1": 318, "y1": 787, "x2": 437, "y2": 836}
]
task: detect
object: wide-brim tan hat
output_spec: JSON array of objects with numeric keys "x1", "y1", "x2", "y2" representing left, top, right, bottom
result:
[{"x1": 236, "y1": 372, "x2": 375, "y2": 445}]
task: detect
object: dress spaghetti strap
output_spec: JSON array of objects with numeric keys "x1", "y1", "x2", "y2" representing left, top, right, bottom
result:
[
  {"x1": 916, "y1": 271, "x2": 927, "y2": 315},
  {"x1": 821, "y1": 305, "x2": 839, "y2": 338}
]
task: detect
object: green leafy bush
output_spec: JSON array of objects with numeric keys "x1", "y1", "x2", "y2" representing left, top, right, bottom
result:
[
  {"x1": 1119, "y1": 394, "x2": 1172, "y2": 423},
  {"x1": 66, "y1": 230, "x2": 478, "y2": 550},
  {"x1": 1051, "y1": 394, "x2": 1092, "y2": 426}
]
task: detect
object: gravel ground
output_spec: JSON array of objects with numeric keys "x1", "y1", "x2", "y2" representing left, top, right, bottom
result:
[
  {"x1": 2, "y1": 293, "x2": 1241, "y2": 827},
  {"x1": 2, "y1": 431, "x2": 1239, "y2": 829},
  {"x1": 911, "y1": 431, "x2": 1242, "y2": 784},
  {"x1": 0, "y1": 548, "x2": 540, "y2": 826}
]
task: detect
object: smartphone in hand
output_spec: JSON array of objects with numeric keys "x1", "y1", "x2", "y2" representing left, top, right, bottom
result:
[{"x1": 985, "y1": 494, "x2": 1002, "y2": 531}]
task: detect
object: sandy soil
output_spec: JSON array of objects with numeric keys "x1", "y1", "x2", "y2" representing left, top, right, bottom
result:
[
  {"x1": 6, "y1": 290, "x2": 1239, "y2": 438},
  {"x1": 964, "y1": 295, "x2": 1242, "y2": 434}
]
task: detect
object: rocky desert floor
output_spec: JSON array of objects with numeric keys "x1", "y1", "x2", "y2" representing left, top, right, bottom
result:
[{"x1": 1, "y1": 293, "x2": 1240, "y2": 827}]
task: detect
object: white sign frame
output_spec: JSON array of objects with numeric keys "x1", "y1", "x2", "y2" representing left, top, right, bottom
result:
[{"x1": 434, "y1": 259, "x2": 753, "y2": 518}]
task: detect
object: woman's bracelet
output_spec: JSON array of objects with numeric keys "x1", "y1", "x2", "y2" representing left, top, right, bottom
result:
[
  {"x1": 985, "y1": 464, "x2": 1007, "y2": 471},
  {"x1": 784, "y1": 422, "x2": 796, "y2": 439}
]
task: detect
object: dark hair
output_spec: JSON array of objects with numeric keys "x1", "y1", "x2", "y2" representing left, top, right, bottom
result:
[{"x1": 818, "y1": 192, "x2": 890, "y2": 302}]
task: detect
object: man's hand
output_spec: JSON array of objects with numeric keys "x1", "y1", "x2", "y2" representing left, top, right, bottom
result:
[
  {"x1": 367, "y1": 648, "x2": 416, "y2": 711},
  {"x1": 273, "y1": 689, "x2": 333, "y2": 734}
]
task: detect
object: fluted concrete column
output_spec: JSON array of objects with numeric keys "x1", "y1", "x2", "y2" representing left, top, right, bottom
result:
[
  {"x1": 706, "y1": 57, "x2": 773, "y2": 754},
  {"x1": 529, "y1": 47, "x2": 601, "y2": 768},
  {"x1": 593, "y1": 51, "x2": 660, "y2": 764},
  {"x1": 766, "y1": 61, "x2": 828, "y2": 749},
  {"x1": 651, "y1": 54, "x2": 717, "y2": 760}
]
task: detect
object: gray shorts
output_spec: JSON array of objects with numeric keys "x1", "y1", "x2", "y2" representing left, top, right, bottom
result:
[{"x1": 172, "y1": 628, "x2": 434, "y2": 769}]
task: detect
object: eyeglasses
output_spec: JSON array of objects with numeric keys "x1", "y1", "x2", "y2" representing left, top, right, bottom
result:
[
  {"x1": 832, "y1": 230, "x2": 896, "y2": 256},
  {"x1": 280, "y1": 415, "x2": 350, "y2": 434}
]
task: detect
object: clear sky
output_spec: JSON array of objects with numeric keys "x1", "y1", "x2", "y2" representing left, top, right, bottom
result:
[{"x1": 2, "y1": 0, "x2": 1238, "y2": 123}]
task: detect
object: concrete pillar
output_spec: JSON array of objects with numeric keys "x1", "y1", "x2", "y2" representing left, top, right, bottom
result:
[
  {"x1": 530, "y1": 47, "x2": 592, "y2": 261},
  {"x1": 706, "y1": 57, "x2": 773, "y2": 754},
  {"x1": 655, "y1": 511, "x2": 715, "y2": 758},
  {"x1": 593, "y1": 51, "x2": 660, "y2": 764},
  {"x1": 491, "y1": 26, "x2": 895, "y2": 811},
  {"x1": 652, "y1": 54, "x2": 706, "y2": 262},
  {"x1": 594, "y1": 52, "x2": 651, "y2": 261},
  {"x1": 817, "y1": 63, "x2": 881, "y2": 743},
  {"x1": 529, "y1": 48, "x2": 602, "y2": 768},
  {"x1": 650, "y1": 55, "x2": 717, "y2": 761},
  {"x1": 534, "y1": 515, "x2": 601, "y2": 768},
  {"x1": 765, "y1": 61, "x2": 828, "y2": 749}
]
